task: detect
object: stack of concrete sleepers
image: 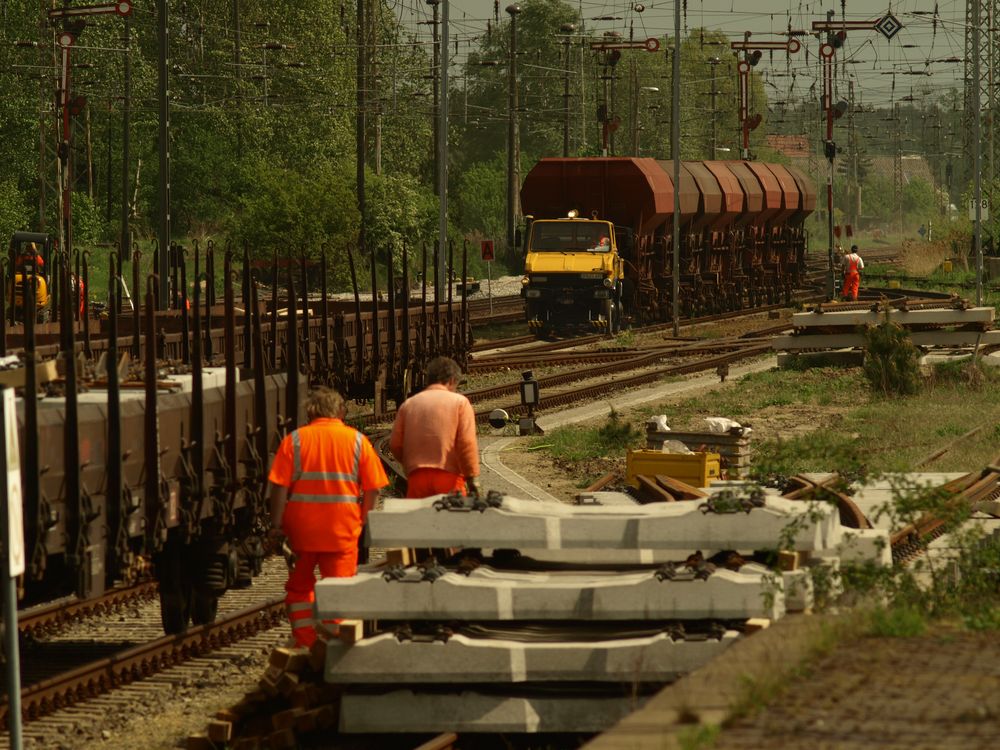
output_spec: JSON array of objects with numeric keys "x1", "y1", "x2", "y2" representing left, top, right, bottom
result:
[
  {"x1": 772, "y1": 304, "x2": 999, "y2": 354},
  {"x1": 313, "y1": 487, "x2": 879, "y2": 735},
  {"x1": 645, "y1": 427, "x2": 752, "y2": 478}
]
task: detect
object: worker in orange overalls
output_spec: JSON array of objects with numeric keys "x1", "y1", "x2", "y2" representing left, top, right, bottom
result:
[
  {"x1": 267, "y1": 387, "x2": 388, "y2": 647},
  {"x1": 390, "y1": 356, "x2": 481, "y2": 499},
  {"x1": 841, "y1": 244, "x2": 864, "y2": 302}
]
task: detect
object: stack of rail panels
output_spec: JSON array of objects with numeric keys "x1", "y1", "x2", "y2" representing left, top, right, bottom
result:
[{"x1": 315, "y1": 491, "x2": 850, "y2": 734}]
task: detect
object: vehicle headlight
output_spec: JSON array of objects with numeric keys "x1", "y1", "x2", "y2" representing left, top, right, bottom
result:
[
  {"x1": 603, "y1": 277, "x2": 614, "y2": 288},
  {"x1": 521, "y1": 275, "x2": 530, "y2": 286},
  {"x1": 525, "y1": 289, "x2": 541, "y2": 298}
]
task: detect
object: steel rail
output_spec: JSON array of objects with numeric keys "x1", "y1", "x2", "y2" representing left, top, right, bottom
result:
[
  {"x1": 1, "y1": 598, "x2": 285, "y2": 726},
  {"x1": 17, "y1": 580, "x2": 159, "y2": 638}
]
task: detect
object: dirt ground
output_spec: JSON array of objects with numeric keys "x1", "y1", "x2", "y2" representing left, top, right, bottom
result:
[{"x1": 712, "y1": 624, "x2": 1000, "y2": 750}]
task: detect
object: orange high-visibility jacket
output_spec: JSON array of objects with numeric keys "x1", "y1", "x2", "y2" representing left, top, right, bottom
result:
[{"x1": 268, "y1": 418, "x2": 388, "y2": 552}]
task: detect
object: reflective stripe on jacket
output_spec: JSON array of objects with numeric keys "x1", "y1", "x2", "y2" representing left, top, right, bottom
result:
[{"x1": 269, "y1": 418, "x2": 388, "y2": 552}]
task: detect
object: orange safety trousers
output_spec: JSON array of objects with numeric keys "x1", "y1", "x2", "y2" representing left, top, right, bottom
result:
[
  {"x1": 285, "y1": 548, "x2": 358, "y2": 647},
  {"x1": 843, "y1": 257, "x2": 860, "y2": 301},
  {"x1": 406, "y1": 467, "x2": 467, "y2": 499}
]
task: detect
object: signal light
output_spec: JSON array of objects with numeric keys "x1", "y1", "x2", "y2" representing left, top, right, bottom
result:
[{"x1": 748, "y1": 50, "x2": 762, "y2": 67}]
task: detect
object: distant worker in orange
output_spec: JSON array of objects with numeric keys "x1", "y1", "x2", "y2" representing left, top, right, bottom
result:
[
  {"x1": 15, "y1": 242, "x2": 44, "y2": 269},
  {"x1": 268, "y1": 387, "x2": 388, "y2": 647},
  {"x1": 841, "y1": 244, "x2": 864, "y2": 302},
  {"x1": 390, "y1": 356, "x2": 482, "y2": 499}
]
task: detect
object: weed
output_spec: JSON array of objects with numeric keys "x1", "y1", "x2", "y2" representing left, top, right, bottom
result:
[
  {"x1": 868, "y1": 605, "x2": 927, "y2": 637},
  {"x1": 863, "y1": 313, "x2": 921, "y2": 396},
  {"x1": 677, "y1": 724, "x2": 720, "y2": 750},
  {"x1": 612, "y1": 329, "x2": 636, "y2": 347}
]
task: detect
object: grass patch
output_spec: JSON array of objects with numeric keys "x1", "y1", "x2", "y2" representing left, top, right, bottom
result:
[
  {"x1": 867, "y1": 605, "x2": 927, "y2": 638},
  {"x1": 537, "y1": 407, "x2": 644, "y2": 462}
]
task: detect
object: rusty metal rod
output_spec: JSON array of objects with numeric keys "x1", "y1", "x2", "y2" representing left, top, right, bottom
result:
[
  {"x1": 386, "y1": 245, "x2": 396, "y2": 385},
  {"x1": 370, "y1": 250, "x2": 380, "y2": 381},
  {"x1": 106, "y1": 252, "x2": 124, "y2": 578},
  {"x1": 23, "y1": 259, "x2": 40, "y2": 578},
  {"x1": 62, "y1": 252, "x2": 85, "y2": 594},
  {"x1": 144, "y1": 274, "x2": 162, "y2": 551},
  {"x1": 180, "y1": 247, "x2": 189, "y2": 365},
  {"x1": 270, "y1": 251, "x2": 278, "y2": 370},
  {"x1": 300, "y1": 255, "x2": 310, "y2": 378},
  {"x1": 224, "y1": 250, "x2": 238, "y2": 486},
  {"x1": 82, "y1": 251, "x2": 91, "y2": 358},
  {"x1": 132, "y1": 249, "x2": 141, "y2": 358},
  {"x1": 191, "y1": 242, "x2": 205, "y2": 512},
  {"x1": 347, "y1": 245, "x2": 362, "y2": 382},
  {"x1": 243, "y1": 242, "x2": 252, "y2": 370},
  {"x1": 401, "y1": 241, "x2": 410, "y2": 388},
  {"x1": 285, "y1": 265, "x2": 299, "y2": 432},
  {"x1": 320, "y1": 249, "x2": 330, "y2": 376},
  {"x1": 205, "y1": 241, "x2": 214, "y2": 361}
]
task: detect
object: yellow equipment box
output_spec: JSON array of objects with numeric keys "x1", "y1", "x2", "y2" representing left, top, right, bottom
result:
[{"x1": 626, "y1": 449, "x2": 721, "y2": 489}]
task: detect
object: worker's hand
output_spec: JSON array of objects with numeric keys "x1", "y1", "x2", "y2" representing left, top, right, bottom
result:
[
  {"x1": 466, "y1": 476, "x2": 483, "y2": 500},
  {"x1": 266, "y1": 527, "x2": 285, "y2": 551}
]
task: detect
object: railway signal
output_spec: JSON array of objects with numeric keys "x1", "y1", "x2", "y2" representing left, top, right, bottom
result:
[
  {"x1": 46, "y1": 1, "x2": 133, "y2": 288},
  {"x1": 729, "y1": 33, "x2": 801, "y2": 161},
  {"x1": 809, "y1": 12, "x2": 906, "y2": 300}
]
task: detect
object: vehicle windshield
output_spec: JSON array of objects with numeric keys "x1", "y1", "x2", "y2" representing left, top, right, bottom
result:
[{"x1": 529, "y1": 221, "x2": 612, "y2": 252}]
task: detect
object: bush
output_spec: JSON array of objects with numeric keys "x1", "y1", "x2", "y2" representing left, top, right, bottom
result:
[{"x1": 863, "y1": 314, "x2": 921, "y2": 396}]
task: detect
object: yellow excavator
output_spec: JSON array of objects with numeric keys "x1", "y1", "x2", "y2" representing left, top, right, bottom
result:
[{"x1": 9, "y1": 232, "x2": 52, "y2": 322}]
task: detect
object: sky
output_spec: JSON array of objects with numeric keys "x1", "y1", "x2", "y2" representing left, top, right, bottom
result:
[{"x1": 388, "y1": 1, "x2": 971, "y2": 109}]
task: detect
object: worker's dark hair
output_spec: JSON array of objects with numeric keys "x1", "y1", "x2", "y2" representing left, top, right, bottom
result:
[
  {"x1": 850, "y1": 244, "x2": 858, "y2": 252},
  {"x1": 305, "y1": 386, "x2": 346, "y2": 421},
  {"x1": 426, "y1": 356, "x2": 462, "y2": 385}
]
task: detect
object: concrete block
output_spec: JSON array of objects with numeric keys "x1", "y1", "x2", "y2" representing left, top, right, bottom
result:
[
  {"x1": 773, "y1": 329, "x2": 1000, "y2": 351},
  {"x1": 370, "y1": 495, "x2": 840, "y2": 552},
  {"x1": 791, "y1": 306, "x2": 995, "y2": 328},
  {"x1": 834, "y1": 528, "x2": 892, "y2": 567},
  {"x1": 781, "y1": 569, "x2": 814, "y2": 612},
  {"x1": 325, "y1": 630, "x2": 739, "y2": 684},
  {"x1": 339, "y1": 690, "x2": 648, "y2": 733},
  {"x1": 315, "y1": 566, "x2": 785, "y2": 622}
]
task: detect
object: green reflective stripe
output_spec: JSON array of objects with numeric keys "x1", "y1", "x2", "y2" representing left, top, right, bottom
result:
[
  {"x1": 289, "y1": 493, "x2": 359, "y2": 504},
  {"x1": 291, "y1": 430, "x2": 302, "y2": 482},
  {"x1": 287, "y1": 602, "x2": 314, "y2": 613}
]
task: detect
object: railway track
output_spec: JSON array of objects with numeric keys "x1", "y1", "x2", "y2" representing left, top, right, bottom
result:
[
  {"x1": 17, "y1": 580, "x2": 159, "y2": 640},
  {"x1": 1, "y1": 557, "x2": 289, "y2": 744}
]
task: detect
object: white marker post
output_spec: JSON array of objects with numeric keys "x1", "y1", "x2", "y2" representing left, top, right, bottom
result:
[{"x1": 0, "y1": 387, "x2": 23, "y2": 749}]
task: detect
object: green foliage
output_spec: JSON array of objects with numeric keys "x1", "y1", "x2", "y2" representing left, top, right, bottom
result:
[
  {"x1": 0, "y1": 179, "x2": 30, "y2": 242},
  {"x1": 862, "y1": 316, "x2": 921, "y2": 396},
  {"x1": 71, "y1": 193, "x2": 111, "y2": 247},
  {"x1": 901, "y1": 178, "x2": 937, "y2": 220},
  {"x1": 227, "y1": 158, "x2": 360, "y2": 263},
  {"x1": 454, "y1": 154, "x2": 507, "y2": 249}
]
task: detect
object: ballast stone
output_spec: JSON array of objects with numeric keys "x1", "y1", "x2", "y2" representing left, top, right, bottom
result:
[
  {"x1": 369, "y1": 494, "x2": 841, "y2": 552},
  {"x1": 314, "y1": 567, "x2": 785, "y2": 622},
  {"x1": 325, "y1": 630, "x2": 740, "y2": 684},
  {"x1": 339, "y1": 690, "x2": 649, "y2": 733}
]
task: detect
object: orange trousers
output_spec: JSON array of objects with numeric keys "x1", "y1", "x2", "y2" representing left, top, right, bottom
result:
[
  {"x1": 406, "y1": 467, "x2": 467, "y2": 499},
  {"x1": 284, "y1": 548, "x2": 357, "y2": 647},
  {"x1": 843, "y1": 272, "x2": 860, "y2": 301}
]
